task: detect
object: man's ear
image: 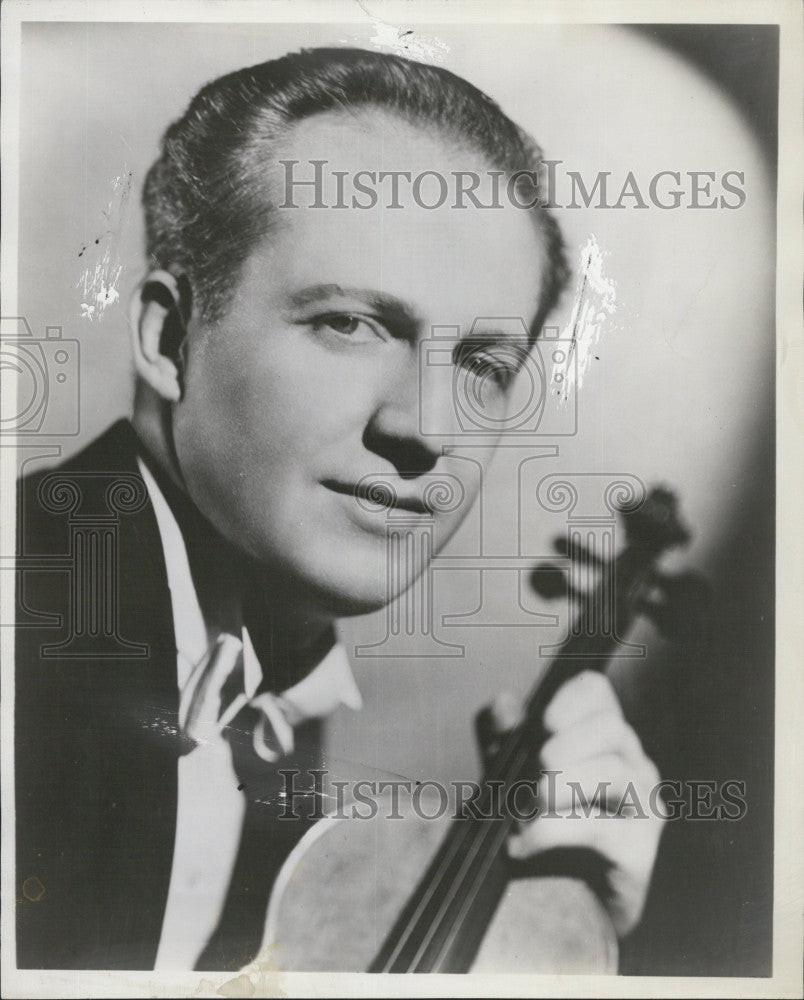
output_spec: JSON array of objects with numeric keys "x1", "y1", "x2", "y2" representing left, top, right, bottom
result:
[{"x1": 129, "y1": 269, "x2": 190, "y2": 403}]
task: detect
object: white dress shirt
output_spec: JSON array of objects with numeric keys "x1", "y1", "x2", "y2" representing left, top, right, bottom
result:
[{"x1": 136, "y1": 459, "x2": 362, "y2": 969}]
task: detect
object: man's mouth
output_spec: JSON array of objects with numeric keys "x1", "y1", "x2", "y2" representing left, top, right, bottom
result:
[{"x1": 322, "y1": 479, "x2": 430, "y2": 514}]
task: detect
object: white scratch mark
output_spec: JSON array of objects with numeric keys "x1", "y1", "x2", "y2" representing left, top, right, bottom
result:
[
  {"x1": 554, "y1": 235, "x2": 617, "y2": 401},
  {"x1": 349, "y1": 0, "x2": 450, "y2": 62},
  {"x1": 78, "y1": 170, "x2": 132, "y2": 321}
]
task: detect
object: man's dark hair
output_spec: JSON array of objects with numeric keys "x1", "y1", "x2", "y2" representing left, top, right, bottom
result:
[{"x1": 143, "y1": 46, "x2": 568, "y2": 332}]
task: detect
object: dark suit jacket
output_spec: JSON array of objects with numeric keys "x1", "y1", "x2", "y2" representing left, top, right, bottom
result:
[
  {"x1": 15, "y1": 421, "x2": 181, "y2": 968},
  {"x1": 16, "y1": 420, "x2": 326, "y2": 970}
]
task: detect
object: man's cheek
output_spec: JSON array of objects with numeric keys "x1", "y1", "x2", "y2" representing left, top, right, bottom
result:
[{"x1": 247, "y1": 367, "x2": 355, "y2": 439}]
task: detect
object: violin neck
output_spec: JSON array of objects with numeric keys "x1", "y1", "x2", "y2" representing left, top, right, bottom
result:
[{"x1": 523, "y1": 543, "x2": 657, "y2": 724}]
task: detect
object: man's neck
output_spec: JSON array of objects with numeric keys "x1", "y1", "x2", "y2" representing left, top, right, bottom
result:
[{"x1": 131, "y1": 400, "x2": 336, "y2": 682}]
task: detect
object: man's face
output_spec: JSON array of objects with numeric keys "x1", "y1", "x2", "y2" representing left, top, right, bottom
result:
[{"x1": 173, "y1": 110, "x2": 546, "y2": 615}]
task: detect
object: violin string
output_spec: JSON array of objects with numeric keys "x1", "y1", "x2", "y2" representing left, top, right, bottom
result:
[
  {"x1": 376, "y1": 708, "x2": 536, "y2": 969},
  {"x1": 408, "y1": 745, "x2": 531, "y2": 969}
]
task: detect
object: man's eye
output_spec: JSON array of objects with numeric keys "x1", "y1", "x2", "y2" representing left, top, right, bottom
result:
[
  {"x1": 312, "y1": 313, "x2": 385, "y2": 342},
  {"x1": 461, "y1": 352, "x2": 518, "y2": 391}
]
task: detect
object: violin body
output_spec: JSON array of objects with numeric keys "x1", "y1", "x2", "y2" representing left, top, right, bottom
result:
[{"x1": 260, "y1": 788, "x2": 617, "y2": 973}]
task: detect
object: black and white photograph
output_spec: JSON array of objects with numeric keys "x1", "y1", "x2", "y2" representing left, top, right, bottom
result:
[{"x1": 1, "y1": 1, "x2": 801, "y2": 997}]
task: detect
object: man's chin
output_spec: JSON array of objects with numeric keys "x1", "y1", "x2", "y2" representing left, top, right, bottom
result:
[
  {"x1": 287, "y1": 564, "x2": 424, "y2": 620},
  {"x1": 306, "y1": 579, "x2": 402, "y2": 619},
  {"x1": 241, "y1": 536, "x2": 430, "y2": 620}
]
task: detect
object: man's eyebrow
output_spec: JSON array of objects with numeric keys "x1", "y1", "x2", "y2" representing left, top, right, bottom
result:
[{"x1": 287, "y1": 284, "x2": 421, "y2": 333}]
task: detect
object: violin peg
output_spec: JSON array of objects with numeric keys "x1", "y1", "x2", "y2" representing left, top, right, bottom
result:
[
  {"x1": 529, "y1": 563, "x2": 569, "y2": 600},
  {"x1": 552, "y1": 536, "x2": 569, "y2": 555},
  {"x1": 553, "y1": 536, "x2": 608, "y2": 567},
  {"x1": 622, "y1": 487, "x2": 691, "y2": 551}
]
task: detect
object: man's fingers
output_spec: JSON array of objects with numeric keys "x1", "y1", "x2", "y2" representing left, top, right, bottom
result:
[
  {"x1": 485, "y1": 674, "x2": 624, "y2": 740},
  {"x1": 508, "y1": 803, "x2": 663, "y2": 876},
  {"x1": 542, "y1": 671, "x2": 621, "y2": 735},
  {"x1": 503, "y1": 671, "x2": 664, "y2": 940},
  {"x1": 540, "y1": 712, "x2": 645, "y2": 772},
  {"x1": 508, "y1": 805, "x2": 612, "y2": 858},
  {"x1": 536, "y1": 753, "x2": 648, "y2": 814}
]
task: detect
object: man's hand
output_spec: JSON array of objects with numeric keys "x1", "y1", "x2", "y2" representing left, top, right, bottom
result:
[{"x1": 489, "y1": 671, "x2": 664, "y2": 938}]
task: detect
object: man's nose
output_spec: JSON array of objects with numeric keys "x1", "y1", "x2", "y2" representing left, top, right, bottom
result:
[{"x1": 363, "y1": 356, "x2": 457, "y2": 479}]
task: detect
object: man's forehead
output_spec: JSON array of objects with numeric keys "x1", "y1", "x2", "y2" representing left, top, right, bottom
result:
[
  {"x1": 246, "y1": 111, "x2": 547, "y2": 326},
  {"x1": 268, "y1": 107, "x2": 487, "y2": 179},
  {"x1": 263, "y1": 108, "x2": 542, "y2": 223},
  {"x1": 244, "y1": 203, "x2": 544, "y2": 334}
]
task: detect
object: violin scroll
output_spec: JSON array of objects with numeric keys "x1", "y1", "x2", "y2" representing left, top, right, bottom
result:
[
  {"x1": 620, "y1": 485, "x2": 691, "y2": 552},
  {"x1": 529, "y1": 485, "x2": 707, "y2": 642}
]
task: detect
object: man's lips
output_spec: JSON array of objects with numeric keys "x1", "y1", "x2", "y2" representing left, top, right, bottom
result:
[{"x1": 322, "y1": 479, "x2": 430, "y2": 514}]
